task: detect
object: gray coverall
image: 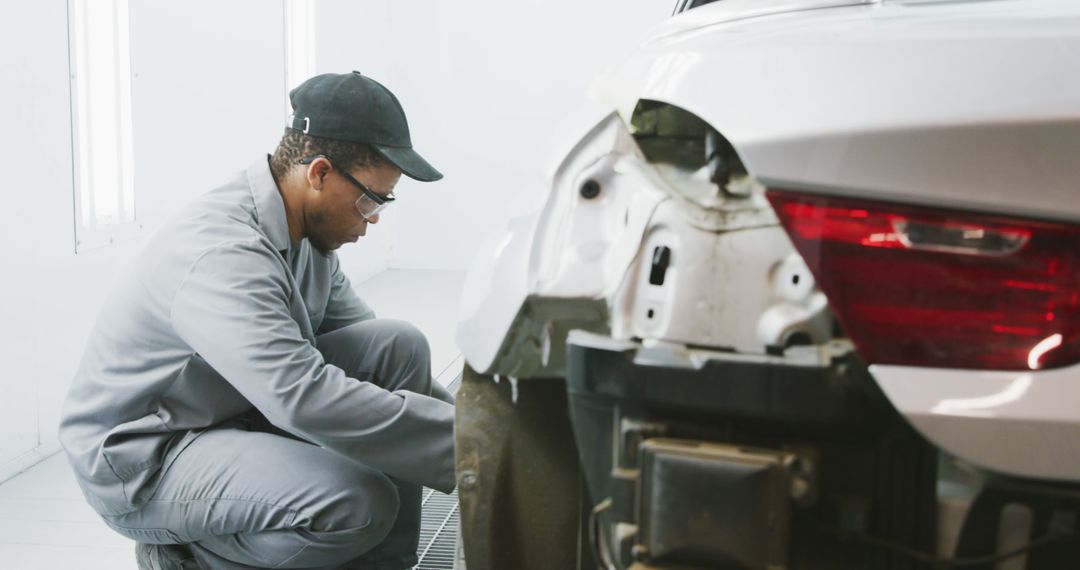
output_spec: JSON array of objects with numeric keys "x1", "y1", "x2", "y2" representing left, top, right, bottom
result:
[{"x1": 58, "y1": 157, "x2": 456, "y2": 570}]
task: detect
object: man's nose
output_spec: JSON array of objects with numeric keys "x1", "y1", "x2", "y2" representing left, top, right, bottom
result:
[{"x1": 365, "y1": 213, "x2": 380, "y2": 224}]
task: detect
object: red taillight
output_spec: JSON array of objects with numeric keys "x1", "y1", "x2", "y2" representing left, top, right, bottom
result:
[{"x1": 767, "y1": 190, "x2": 1080, "y2": 371}]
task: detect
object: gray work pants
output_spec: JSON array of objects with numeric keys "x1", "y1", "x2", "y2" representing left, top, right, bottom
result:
[{"x1": 103, "y1": 319, "x2": 454, "y2": 570}]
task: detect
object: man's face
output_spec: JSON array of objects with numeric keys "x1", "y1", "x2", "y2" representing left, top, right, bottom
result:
[{"x1": 305, "y1": 159, "x2": 401, "y2": 254}]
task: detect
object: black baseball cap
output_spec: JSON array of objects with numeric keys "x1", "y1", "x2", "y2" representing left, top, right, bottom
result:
[{"x1": 288, "y1": 71, "x2": 443, "y2": 182}]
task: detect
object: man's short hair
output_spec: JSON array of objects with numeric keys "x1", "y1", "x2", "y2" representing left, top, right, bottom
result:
[{"x1": 270, "y1": 128, "x2": 387, "y2": 181}]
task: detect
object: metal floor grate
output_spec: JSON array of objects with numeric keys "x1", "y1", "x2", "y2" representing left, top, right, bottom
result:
[
  {"x1": 417, "y1": 487, "x2": 460, "y2": 570},
  {"x1": 417, "y1": 363, "x2": 464, "y2": 570}
]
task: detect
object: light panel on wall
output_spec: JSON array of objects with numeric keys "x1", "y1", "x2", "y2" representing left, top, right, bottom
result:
[
  {"x1": 284, "y1": 0, "x2": 317, "y2": 120},
  {"x1": 68, "y1": 0, "x2": 140, "y2": 253}
]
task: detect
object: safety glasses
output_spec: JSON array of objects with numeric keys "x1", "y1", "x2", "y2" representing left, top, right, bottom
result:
[{"x1": 299, "y1": 155, "x2": 396, "y2": 220}]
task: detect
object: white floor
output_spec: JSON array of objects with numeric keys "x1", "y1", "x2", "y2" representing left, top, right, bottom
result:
[{"x1": 0, "y1": 269, "x2": 466, "y2": 570}]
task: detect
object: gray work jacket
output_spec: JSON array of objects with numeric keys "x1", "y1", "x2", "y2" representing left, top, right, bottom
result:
[{"x1": 59, "y1": 157, "x2": 456, "y2": 516}]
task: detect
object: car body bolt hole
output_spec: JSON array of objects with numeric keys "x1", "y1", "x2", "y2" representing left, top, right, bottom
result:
[
  {"x1": 580, "y1": 179, "x2": 601, "y2": 199},
  {"x1": 792, "y1": 274, "x2": 800, "y2": 285}
]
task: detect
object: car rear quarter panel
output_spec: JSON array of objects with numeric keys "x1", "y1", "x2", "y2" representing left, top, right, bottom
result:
[{"x1": 597, "y1": 0, "x2": 1080, "y2": 222}]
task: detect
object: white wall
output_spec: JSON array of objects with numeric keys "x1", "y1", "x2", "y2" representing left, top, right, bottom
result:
[
  {"x1": 316, "y1": 1, "x2": 673, "y2": 274},
  {"x1": 0, "y1": 0, "x2": 75, "y2": 478},
  {"x1": 0, "y1": 0, "x2": 285, "y2": 478}
]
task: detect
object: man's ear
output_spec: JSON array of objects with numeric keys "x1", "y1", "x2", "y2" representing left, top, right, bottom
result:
[{"x1": 305, "y1": 157, "x2": 332, "y2": 191}]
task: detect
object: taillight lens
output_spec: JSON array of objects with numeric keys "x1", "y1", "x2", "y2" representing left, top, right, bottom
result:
[{"x1": 767, "y1": 190, "x2": 1080, "y2": 371}]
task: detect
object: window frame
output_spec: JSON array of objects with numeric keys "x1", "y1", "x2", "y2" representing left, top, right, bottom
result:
[
  {"x1": 66, "y1": 0, "x2": 142, "y2": 253},
  {"x1": 284, "y1": 0, "x2": 317, "y2": 122}
]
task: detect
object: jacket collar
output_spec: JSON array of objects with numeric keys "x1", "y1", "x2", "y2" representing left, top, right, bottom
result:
[{"x1": 247, "y1": 156, "x2": 292, "y2": 254}]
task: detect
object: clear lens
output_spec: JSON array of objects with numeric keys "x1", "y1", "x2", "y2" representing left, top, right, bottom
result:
[{"x1": 355, "y1": 194, "x2": 389, "y2": 220}]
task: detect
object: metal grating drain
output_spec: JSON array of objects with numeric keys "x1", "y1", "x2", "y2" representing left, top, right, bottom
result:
[
  {"x1": 416, "y1": 364, "x2": 464, "y2": 570},
  {"x1": 417, "y1": 487, "x2": 460, "y2": 570}
]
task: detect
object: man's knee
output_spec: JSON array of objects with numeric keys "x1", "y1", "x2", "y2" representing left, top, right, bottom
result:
[
  {"x1": 377, "y1": 319, "x2": 432, "y2": 394},
  {"x1": 321, "y1": 466, "x2": 401, "y2": 534},
  {"x1": 382, "y1": 319, "x2": 430, "y2": 359},
  {"x1": 319, "y1": 318, "x2": 434, "y2": 394},
  {"x1": 178, "y1": 462, "x2": 403, "y2": 568},
  {"x1": 307, "y1": 469, "x2": 401, "y2": 564}
]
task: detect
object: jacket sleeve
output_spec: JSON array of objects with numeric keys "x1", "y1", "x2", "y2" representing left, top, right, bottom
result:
[
  {"x1": 169, "y1": 240, "x2": 456, "y2": 493},
  {"x1": 318, "y1": 253, "x2": 377, "y2": 334}
]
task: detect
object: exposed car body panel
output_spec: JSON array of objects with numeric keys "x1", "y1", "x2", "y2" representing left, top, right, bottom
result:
[
  {"x1": 456, "y1": 114, "x2": 646, "y2": 376},
  {"x1": 456, "y1": 211, "x2": 539, "y2": 375},
  {"x1": 456, "y1": 111, "x2": 823, "y2": 377}
]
